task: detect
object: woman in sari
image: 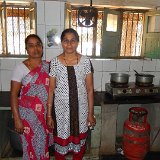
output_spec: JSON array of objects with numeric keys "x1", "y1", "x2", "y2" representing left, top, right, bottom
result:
[{"x1": 10, "y1": 34, "x2": 53, "y2": 160}]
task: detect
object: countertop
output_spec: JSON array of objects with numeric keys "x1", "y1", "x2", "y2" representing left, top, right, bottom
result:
[
  {"x1": 1, "y1": 91, "x2": 160, "y2": 107},
  {"x1": 0, "y1": 91, "x2": 10, "y2": 107},
  {"x1": 103, "y1": 92, "x2": 160, "y2": 104},
  {"x1": 0, "y1": 91, "x2": 104, "y2": 107}
]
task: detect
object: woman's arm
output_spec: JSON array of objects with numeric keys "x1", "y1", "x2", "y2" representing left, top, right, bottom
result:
[
  {"x1": 47, "y1": 76, "x2": 56, "y2": 128},
  {"x1": 86, "y1": 72, "x2": 96, "y2": 127},
  {"x1": 10, "y1": 80, "x2": 24, "y2": 134}
]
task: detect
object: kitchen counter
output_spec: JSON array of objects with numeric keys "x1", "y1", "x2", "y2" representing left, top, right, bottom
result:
[
  {"x1": 1, "y1": 91, "x2": 160, "y2": 107},
  {"x1": 0, "y1": 91, "x2": 10, "y2": 107},
  {"x1": 0, "y1": 91, "x2": 104, "y2": 107},
  {"x1": 103, "y1": 92, "x2": 160, "y2": 104}
]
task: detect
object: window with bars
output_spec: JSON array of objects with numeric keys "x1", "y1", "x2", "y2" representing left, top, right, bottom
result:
[
  {"x1": 70, "y1": 7, "x2": 145, "y2": 58},
  {"x1": 71, "y1": 8, "x2": 103, "y2": 57},
  {"x1": 0, "y1": 1, "x2": 36, "y2": 56},
  {"x1": 120, "y1": 11, "x2": 144, "y2": 57}
]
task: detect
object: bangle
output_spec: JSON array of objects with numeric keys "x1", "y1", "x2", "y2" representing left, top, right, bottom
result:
[{"x1": 47, "y1": 115, "x2": 52, "y2": 117}]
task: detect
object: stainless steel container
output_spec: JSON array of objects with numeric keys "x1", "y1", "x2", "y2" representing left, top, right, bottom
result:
[
  {"x1": 135, "y1": 74, "x2": 154, "y2": 84},
  {"x1": 110, "y1": 73, "x2": 130, "y2": 84}
]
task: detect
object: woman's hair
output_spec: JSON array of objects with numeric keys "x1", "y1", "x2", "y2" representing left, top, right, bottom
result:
[
  {"x1": 25, "y1": 34, "x2": 43, "y2": 49},
  {"x1": 61, "y1": 28, "x2": 79, "y2": 42}
]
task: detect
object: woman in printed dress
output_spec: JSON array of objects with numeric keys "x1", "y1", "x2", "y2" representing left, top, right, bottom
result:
[
  {"x1": 47, "y1": 28, "x2": 96, "y2": 160},
  {"x1": 10, "y1": 34, "x2": 53, "y2": 160}
]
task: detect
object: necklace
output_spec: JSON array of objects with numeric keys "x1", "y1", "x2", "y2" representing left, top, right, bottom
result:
[
  {"x1": 26, "y1": 60, "x2": 42, "y2": 70},
  {"x1": 63, "y1": 53, "x2": 78, "y2": 66}
]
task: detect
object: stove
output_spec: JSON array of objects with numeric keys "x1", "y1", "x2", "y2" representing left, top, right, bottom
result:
[{"x1": 105, "y1": 82, "x2": 160, "y2": 98}]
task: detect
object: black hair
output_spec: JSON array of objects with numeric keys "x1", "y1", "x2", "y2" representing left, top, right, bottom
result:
[
  {"x1": 25, "y1": 34, "x2": 43, "y2": 49},
  {"x1": 61, "y1": 28, "x2": 79, "y2": 42}
]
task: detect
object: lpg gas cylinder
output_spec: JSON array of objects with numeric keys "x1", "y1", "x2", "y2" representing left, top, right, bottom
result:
[{"x1": 123, "y1": 107, "x2": 150, "y2": 160}]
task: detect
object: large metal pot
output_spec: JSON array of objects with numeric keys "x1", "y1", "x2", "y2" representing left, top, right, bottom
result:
[
  {"x1": 135, "y1": 73, "x2": 154, "y2": 84},
  {"x1": 110, "y1": 73, "x2": 130, "y2": 84}
]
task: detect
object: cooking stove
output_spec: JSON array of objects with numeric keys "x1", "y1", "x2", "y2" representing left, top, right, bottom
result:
[{"x1": 105, "y1": 82, "x2": 160, "y2": 98}]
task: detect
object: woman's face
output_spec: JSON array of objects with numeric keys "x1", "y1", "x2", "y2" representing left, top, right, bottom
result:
[
  {"x1": 61, "y1": 33, "x2": 79, "y2": 54},
  {"x1": 26, "y1": 37, "x2": 43, "y2": 59}
]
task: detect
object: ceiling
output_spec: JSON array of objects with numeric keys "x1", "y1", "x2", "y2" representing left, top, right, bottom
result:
[{"x1": 67, "y1": 0, "x2": 160, "y2": 10}]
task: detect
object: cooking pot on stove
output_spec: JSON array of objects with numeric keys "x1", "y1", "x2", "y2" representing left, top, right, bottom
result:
[
  {"x1": 135, "y1": 73, "x2": 154, "y2": 84},
  {"x1": 110, "y1": 73, "x2": 130, "y2": 84}
]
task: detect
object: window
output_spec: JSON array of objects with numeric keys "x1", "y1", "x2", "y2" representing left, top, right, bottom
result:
[
  {"x1": 69, "y1": 6, "x2": 147, "y2": 58},
  {"x1": 0, "y1": 1, "x2": 36, "y2": 56},
  {"x1": 120, "y1": 11, "x2": 144, "y2": 57},
  {"x1": 70, "y1": 8, "x2": 103, "y2": 57}
]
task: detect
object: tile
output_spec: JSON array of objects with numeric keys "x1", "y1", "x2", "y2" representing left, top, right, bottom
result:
[
  {"x1": 1, "y1": 70, "x2": 12, "y2": 91},
  {"x1": 128, "y1": 72, "x2": 136, "y2": 83},
  {"x1": 116, "y1": 59, "x2": 131, "y2": 72},
  {"x1": 153, "y1": 72, "x2": 160, "y2": 85},
  {"x1": 15, "y1": 59, "x2": 25, "y2": 66},
  {"x1": 91, "y1": 59, "x2": 102, "y2": 72},
  {"x1": 130, "y1": 59, "x2": 143, "y2": 72},
  {"x1": 93, "y1": 71, "x2": 103, "y2": 91},
  {"x1": 102, "y1": 59, "x2": 116, "y2": 71},
  {"x1": 60, "y1": 2, "x2": 65, "y2": 26},
  {"x1": 46, "y1": 48, "x2": 61, "y2": 61},
  {"x1": 155, "y1": 59, "x2": 160, "y2": 71},
  {"x1": 143, "y1": 59, "x2": 156, "y2": 71},
  {"x1": 1, "y1": 59, "x2": 16, "y2": 70},
  {"x1": 37, "y1": 24, "x2": 46, "y2": 45},
  {"x1": 37, "y1": 1, "x2": 45, "y2": 25},
  {"x1": 102, "y1": 72, "x2": 110, "y2": 91},
  {"x1": 45, "y1": 1, "x2": 61, "y2": 25}
]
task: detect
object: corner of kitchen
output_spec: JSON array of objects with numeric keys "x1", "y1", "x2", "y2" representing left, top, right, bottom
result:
[{"x1": 1, "y1": 0, "x2": 160, "y2": 160}]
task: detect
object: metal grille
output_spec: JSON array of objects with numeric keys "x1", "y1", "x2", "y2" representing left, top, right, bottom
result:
[
  {"x1": 0, "y1": 2, "x2": 36, "y2": 56},
  {"x1": 71, "y1": 9, "x2": 103, "y2": 57},
  {"x1": 120, "y1": 11, "x2": 144, "y2": 57}
]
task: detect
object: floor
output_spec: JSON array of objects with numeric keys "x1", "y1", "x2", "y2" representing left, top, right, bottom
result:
[
  {"x1": 0, "y1": 155, "x2": 99, "y2": 160},
  {"x1": 1, "y1": 152, "x2": 160, "y2": 160},
  {"x1": 101, "y1": 152, "x2": 160, "y2": 160}
]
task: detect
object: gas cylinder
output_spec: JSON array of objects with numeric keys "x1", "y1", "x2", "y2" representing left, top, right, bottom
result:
[{"x1": 123, "y1": 107, "x2": 150, "y2": 160}]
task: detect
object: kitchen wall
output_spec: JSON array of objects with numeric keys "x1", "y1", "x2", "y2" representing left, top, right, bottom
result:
[
  {"x1": 1, "y1": 57, "x2": 160, "y2": 91},
  {"x1": 1, "y1": 0, "x2": 160, "y2": 92},
  {"x1": 1, "y1": 1, "x2": 160, "y2": 156}
]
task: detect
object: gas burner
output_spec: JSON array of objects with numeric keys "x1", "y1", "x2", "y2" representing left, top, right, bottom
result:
[
  {"x1": 135, "y1": 82, "x2": 154, "y2": 87},
  {"x1": 105, "y1": 82, "x2": 160, "y2": 98},
  {"x1": 110, "y1": 81, "x2": 129, "y2": 88}
]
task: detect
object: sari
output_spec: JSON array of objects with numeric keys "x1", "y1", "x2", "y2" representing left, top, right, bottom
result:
[{"x1": 18, "y1": 61, "x2": 53, "y2": 160}]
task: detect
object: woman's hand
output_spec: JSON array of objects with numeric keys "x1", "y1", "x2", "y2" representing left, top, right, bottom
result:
[
  {"x1": 87, "y1": 114, "x2": 96, "y2": 129},
  {"x1": 14, "y1": 118, "x2": 24, "y2": 134},
  {"x1": 47, "y1": 116, "x2": 54, "y2": 129}
]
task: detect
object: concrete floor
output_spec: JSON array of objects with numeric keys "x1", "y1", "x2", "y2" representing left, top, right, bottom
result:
[
  {"x1": 101, "y1": 152, "x2": 160, "y2": 160},
  {"x1": 0, "y1": 155, "x2": 100, "y2": 160}
]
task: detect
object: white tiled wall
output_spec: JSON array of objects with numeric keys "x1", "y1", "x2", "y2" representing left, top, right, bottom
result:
[
  {"x1": 36, "y1": 1, "x2": 65, "y2": 61},
  {"x1": 1, "y1": 1, "x2": 160, "y2": 92},
  {"x1": 91, "y1": 59, "x2": 160, "y2": 91}
]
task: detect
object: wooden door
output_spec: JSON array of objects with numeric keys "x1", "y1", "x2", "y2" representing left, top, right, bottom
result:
[
  {"x1": 101, "y1": 9, "x2": 123, "y2": 58},
  {"x1": 142, "y1": 10, "x2": 160, "y2": 58}
]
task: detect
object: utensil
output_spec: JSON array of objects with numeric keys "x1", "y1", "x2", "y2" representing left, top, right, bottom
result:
[
  {"x1": 133, "y1": 70, "x2": 154, "y2": 84},
  {"x1": 110, "y1": 73, "x2": 130, "y2": 84},
  {"x1": 134, "y1": 69, "x2": 140, "y2": 75}
]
